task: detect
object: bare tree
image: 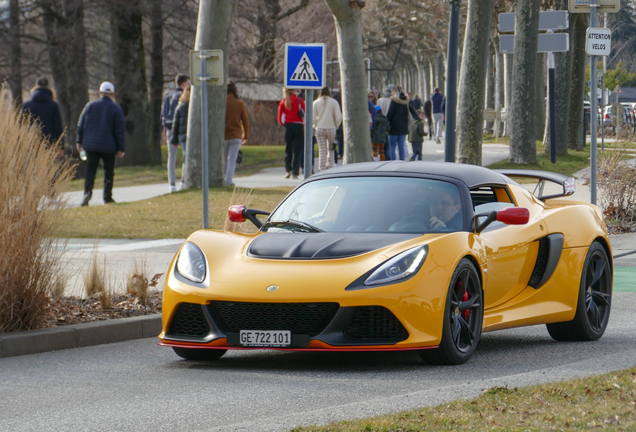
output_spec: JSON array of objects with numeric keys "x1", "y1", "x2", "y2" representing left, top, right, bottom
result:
[
  {"x1": 8, "y1": 0, "x2": 22, "y2": 104},
  {"x1": 568, "y1": 12, "x2": 587, "y2": 151},
  {"x1": 110, "y1": 0, "x2": 154, "y2": 166},
  {"x1": 322, "y1": 0, "x2": 372, "y2": 164},
  {"x1": 509, "y1": 0, "x2": 541, "y2": 164},
  {"x1": 148, "y1": 0, "x2": 163, "y2": 164},
  {"x1": 456, "y1": 0, "x2": 496, "y2": 166},
  {"x1": 184, "y1": 0, "x2": 236, "y2": 188}
]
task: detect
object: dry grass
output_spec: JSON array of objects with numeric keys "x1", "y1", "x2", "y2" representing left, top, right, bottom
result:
[
  {"x1": 291, "y1": 367, "x2": 636, "y2": 431},
  {"x1": 594, "y1": 151, "x2": 636, "y2": 224},
  {"x1": 0, "y1": 85, "x2": 74, "y2": 332},
  {"x1": 82, "y1": 253, "x2": 112, "y2": 309},
  {"x1": 126, "y1": 256, "x2": 163, "y2": 306}
]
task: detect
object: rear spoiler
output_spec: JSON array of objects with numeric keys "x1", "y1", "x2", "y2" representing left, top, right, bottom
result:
[{"x1": 495, "y1": 169, "x2": 576, "y2": 201}]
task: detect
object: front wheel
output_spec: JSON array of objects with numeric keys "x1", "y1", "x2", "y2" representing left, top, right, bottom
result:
[
  {"x1": 172, "y1": 347, "x2": 227, "y2": 361},
  {"x1": 419, "y1": 258, "x2": 483, "y2": 365},
  {"x1": 546, "y1": 241, "x2": 612, "y2": 341}
]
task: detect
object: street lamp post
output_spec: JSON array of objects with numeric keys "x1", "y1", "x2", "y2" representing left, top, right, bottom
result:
[{"x1": 444, "y1": 0, "x2": 461, "y2": 163}]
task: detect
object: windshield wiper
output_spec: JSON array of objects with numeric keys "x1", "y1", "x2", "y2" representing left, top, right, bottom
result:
[{"x1": 262, "y1": 219, "x2": 324, "y2": 233}]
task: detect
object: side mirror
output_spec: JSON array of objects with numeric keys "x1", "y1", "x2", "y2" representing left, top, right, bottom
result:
[
  {"x1": 227, "y1": 205, "x2": 270, "y2": 229},
  {"x1": 475, "y1": 207, "x2": 529, "y2": 233}
]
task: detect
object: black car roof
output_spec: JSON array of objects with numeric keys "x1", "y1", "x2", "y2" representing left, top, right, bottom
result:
[{"x1": 310, "y1": 161, "x2": 511, "y2": 189}]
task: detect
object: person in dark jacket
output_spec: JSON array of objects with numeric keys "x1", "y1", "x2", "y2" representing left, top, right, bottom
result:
[
  {"x1": 386, "y1": 86, "x2": 412, "y2": 161},
  {"x1": 22, "y1": 77, "x2": 64, "y2": 157},
  {"x1": 169, "y1": 85, "x2": 189, "y2": 191},
  {"x1": 76, "y1": 81, "x2": 126, "y2": 207},
  {"x1": 162, "y1": 74, "x2": 189, "y2": 192},
  {"x1": 371, "y1": 105, "x2": 389, "y2": 161},
  {"x1": 408, "y1": 110, "x2": 427, "y2": 161},
  {"x1": 431, "y1": 88, "x2": 445, "y2": 143},
  {"x1": 423, "y1": 99, "x2": 433, "y2": 141}
]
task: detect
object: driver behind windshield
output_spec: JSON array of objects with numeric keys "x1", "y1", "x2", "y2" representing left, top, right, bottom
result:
[{"x1": 429, "y1": 186, "x2": 462, "y2": 230}]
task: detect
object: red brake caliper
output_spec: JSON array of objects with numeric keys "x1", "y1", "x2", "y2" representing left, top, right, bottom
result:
[{"x1": 461, "y1": 288, "x2": 470, "y2": 320}]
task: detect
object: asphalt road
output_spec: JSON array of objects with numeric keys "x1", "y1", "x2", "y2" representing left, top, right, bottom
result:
[{"x1": 2, "y1": 292, "x2": 635, "y2": 432}]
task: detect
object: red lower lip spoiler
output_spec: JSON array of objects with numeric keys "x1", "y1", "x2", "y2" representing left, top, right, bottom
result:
[{"x1": 158, "y1": 342, "x2": 438, "y2": 352}]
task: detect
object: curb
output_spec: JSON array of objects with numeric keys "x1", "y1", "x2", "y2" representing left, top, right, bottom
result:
[{"x1": 0, "y1": 314, "x2": 161, "y2": 359}]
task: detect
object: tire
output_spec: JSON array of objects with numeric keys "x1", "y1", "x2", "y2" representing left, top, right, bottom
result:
[
  {"x1": 419, "y1": 258, "x2": 484, "y2": 365},
  {"x1": 547, "y1": 241, "x2": 612, "y2": 342},
  {"x1": 172, "y1": 347, "x2": 227, "y2": 361}
]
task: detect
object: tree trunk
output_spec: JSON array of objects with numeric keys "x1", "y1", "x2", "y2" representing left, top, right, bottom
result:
[
  {"x1": 63, "y1": 0, "x2": 88, "y2": 149},
  {"x1": 503, "y1": 53, "x2": 513, "y2": 136},
  {"x1": 8, "y1": 0, "x2": 22, "y2": 105},
  {"x1": 456, "y1": 0, "x2": 496, "y2": 166},
  {"x1": 543, "y1": 48, "x2": 570, "y2": 156},
  {"x1": 568, "y1": 13, "x2": 587, "y2": 151},
  {"x1": 429, "y1": 58, "x2": 436, "y2": 95},
  {"x1": 149, "y1": 0, "x2": 164, "y2": 164},
  {"x1": 535, "y1": 52, "x2": 546, "y2": 141},
  {"x1": 484, "y1": 41, "x2": 495, "y2": 134},
  {"x1": 42, "y1": 1, "x2": 71, "y2": 128},
  {"x1": 435, "y1": 54, "x2": 445, "y2": 92},
  {"x1": 494, "y1": 36, "x2": 505, "y2": 136},
  {"x1": 110, "y1": 0, "x2": 153, "y2": 166},
  {"x1": 184, "y1": 0, "x2": 236, "y2": 188},
  {"x1": 422, "y1": 58, "x2": 431, "y2": 101},
  {"x1": 509, "y1": 0, "x2": 541, "y2": 164},
  {"x1": 323, "y1": 0, "x2": 373, "y2": 164}
]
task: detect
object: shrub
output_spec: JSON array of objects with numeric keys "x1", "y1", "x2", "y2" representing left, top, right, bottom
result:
[
  {"x1": 0, "y1": 85, "x2": 74, "y2": 332},
  {"x1": 595, "y1": 151, "x2": 636, "y2": 225}
]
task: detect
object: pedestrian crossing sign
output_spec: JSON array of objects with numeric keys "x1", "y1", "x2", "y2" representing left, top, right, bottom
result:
[{"x1": 284, "y1": 43, "x2": 327, "y2": 90}]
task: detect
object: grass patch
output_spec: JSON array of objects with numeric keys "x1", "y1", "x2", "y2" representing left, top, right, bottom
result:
[
  {"x1": 65, "y1": 145, "x2": 285, "y2": 191},
  {"x1": 59, "y1": 186, "x2": 292, "y2": 239},
  {"x1": 291, "y1": 366, "x2": 636, "y2": 431},
  {"x1": 487, "y1": 144, "x2": 612, "y2": 178}
]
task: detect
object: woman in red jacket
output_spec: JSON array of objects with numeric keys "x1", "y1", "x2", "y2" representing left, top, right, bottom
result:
[{"x1": 277, "y1": 88, "x2": 305, "y2": 179}]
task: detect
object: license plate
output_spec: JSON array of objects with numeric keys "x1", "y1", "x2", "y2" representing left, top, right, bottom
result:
[{"x1": 239, "y1": 330, "x2": 291, "y2": 347}]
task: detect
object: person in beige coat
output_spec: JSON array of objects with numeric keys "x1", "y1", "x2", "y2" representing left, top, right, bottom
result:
[{"x1": 313, "y1": 87, "x2": 342, "y2": 171}]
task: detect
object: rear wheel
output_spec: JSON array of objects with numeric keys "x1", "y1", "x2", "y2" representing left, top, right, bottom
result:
[
  {"x1": 172, "y1": 347, "x2": 227, "y2": 361},
  {"x1": 419, "y1": 258, "x2": 483, "y2": 365},
  {"x1": 547, "y1": 241, "x2": 612, "y2": 341}
]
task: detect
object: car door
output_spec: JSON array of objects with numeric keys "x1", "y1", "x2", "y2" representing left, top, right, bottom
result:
[{"x1": 472, "y1": 186, "x2": 546, "y2": 309}]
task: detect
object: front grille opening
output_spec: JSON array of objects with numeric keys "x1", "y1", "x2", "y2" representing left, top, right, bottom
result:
[
  {"x1": 344, "y1": 306, "x2": 409, "y2": 341},
  {"x1": 209, "y1": 301, "x2": 339, "y2": 337},
  {"x1": 167, "y1": 303, "x2": 210, "y2": 337}
]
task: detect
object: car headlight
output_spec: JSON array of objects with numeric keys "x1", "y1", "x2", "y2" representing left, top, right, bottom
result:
[
  {"x1": 364, "y1": 246, "x2": 427, "y2": 286},
  {"x1": 176, "y1": 242, "x2": 206, "y2": 283}
]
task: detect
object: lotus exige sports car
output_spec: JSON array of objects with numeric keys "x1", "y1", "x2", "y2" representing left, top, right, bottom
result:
[{"x1": 159, "y1": 162, "x2": 613, "y2": 365}]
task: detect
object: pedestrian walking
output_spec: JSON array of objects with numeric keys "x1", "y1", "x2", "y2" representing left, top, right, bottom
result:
[
  {"x1": 377, "y1": 85, "x2": 395, "y2": 161},
  {"x1": 161, "y1": 74, "x2": 189, "y2": 192},
  {"x1": 423, "y1": 99, "x2": 433, "y2": 140},
  {"x1": 169, "y1": 85, "x2": 190, "y2": 190},
  {"x1": 76, "y1": 82, "x2": 126, "y2": 207},
  {"x1": 332, "y1": 83, "x2": 344, "y2": 163},
  {"x1": 277, "y1": 87, "x2": 305, "y2": 179},
  {"x1": 431, "y1": 88, "x2": 445, "y2": 144},
  {"x1": 224, "y1": 81, "x2": 250, "y2": 186},
  {"x1": 409, "y1": 110, "x2": 427, "y2": 161},
  {"x1": 371, "y1": 105, "x2": 389, "y2": 161},
  {"x1": 387, "y1": 86, "x2": 411, "y2": 161},
  {"x1": 313, "y1": 86, "x2": 342, "y2": 172},
  {"x1": 410, "y1": 94, "x2": 423, "y2": 112},
  {"x1": 21, "y1": 77, "x2": 64, "y2": 157}
]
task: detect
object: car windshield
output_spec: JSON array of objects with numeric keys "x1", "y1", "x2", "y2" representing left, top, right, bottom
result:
[{"x1": 264, "y1": 177, "x2": 463, "y2": 234}]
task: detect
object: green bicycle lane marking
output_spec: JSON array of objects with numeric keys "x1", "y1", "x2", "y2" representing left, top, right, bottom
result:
[{"x1": 614, "y1": 267, "x2": 636, "y2": 292}]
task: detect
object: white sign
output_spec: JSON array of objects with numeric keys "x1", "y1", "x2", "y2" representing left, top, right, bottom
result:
[
  {"x1": 614, "y1": 85, "x2": 623, "y2": 94},
  {"x1": 586, "y1": 28, "x2": 612, "y2": 56},
  {"x1": 189, "y1": 50, "x2": 224, "y2": 87},
  {"x1": 569, "y1": 0, "x2": 620, "y2": 13}
]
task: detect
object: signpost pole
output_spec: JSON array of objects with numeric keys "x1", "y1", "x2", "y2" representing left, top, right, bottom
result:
[
  {"x1": 548, "y1": 52, "x2": 557, "y2": 164},
  {"x1": 199, "y1": 51, "x2": 210, "y2": 229},
  {"x1": 590, "y1": 7, "x2": 598, "y2": 205},
  {"x1": 304, "y1": 89, "x2": 314, "y2": 181},
  {"x1": 444, "y1": 0, "x2": 461, "y2": 163}
]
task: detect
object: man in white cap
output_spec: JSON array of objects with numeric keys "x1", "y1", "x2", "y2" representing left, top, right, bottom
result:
[{"x1": 76, "y1": 81, "x2": 126, "y2": 207}]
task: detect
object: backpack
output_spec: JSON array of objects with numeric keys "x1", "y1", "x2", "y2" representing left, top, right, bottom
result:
[{"x1": 162, "y1": 88, "x2": 182, "y2": 129}]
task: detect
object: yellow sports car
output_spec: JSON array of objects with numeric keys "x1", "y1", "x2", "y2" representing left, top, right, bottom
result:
[{"x1": 159, "y1": 162, "x2": 613, "y2": 365}]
